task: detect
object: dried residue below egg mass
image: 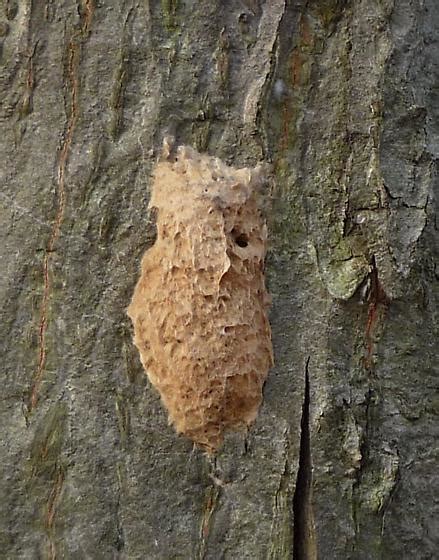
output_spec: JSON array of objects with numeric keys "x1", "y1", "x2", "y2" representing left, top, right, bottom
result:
[{"x1": 128, "y1": 145, "x2": 273, "y2": 452}]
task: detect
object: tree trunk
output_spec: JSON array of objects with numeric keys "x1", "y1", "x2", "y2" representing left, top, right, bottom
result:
[{"x1": 1, "y1": 1, "x2": 437, "y2": 558}]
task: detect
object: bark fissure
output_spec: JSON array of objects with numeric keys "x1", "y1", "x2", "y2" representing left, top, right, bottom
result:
[
  {"x1": 351, "y1": 387, "x2": 373, "y2": 542},
  {"x1": 45, "y1": 465, "x2": 65, "y2": 560},
  {"x1": 16, "y1": 39, "x2": 38, "y2": 132},
  {"x1": 198, "y1": 483, "x2": 221, "y2": 560},
  {"x1": 364, "y1": 257, "x2": 388, "y2": 369},
  {"x1": 29, "y1": 6, "x2": 93, "y2": 412},
  {"x1": 293, "y1": 358, "x2": 316, "y2": 560}
]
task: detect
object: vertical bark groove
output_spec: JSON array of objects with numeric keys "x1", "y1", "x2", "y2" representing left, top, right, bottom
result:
[{"x1": 293, "y1": 359, "x2": 316, "y2": 560}]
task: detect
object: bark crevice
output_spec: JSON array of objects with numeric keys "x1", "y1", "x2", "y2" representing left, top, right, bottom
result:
[{"x1": 293, "y1": 358, "x2": 316, "y2": 559}]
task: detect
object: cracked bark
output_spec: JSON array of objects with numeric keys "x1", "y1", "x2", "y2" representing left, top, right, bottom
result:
[
  {"x1": 293, "y1": 359, "x2": 316, "y2": 560},
  {"x1": 1, "y1": 1, "x2": 438, "y2": 558}
]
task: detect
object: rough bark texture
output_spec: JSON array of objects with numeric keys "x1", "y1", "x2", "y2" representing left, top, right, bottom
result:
[{"x1": 1, "y1": 0, "x2": 437, "y2": 558}]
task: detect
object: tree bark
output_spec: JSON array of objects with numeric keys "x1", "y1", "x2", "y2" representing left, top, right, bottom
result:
[{"x1": 1, "y1": 0, "x2": 437, "y2": 558}]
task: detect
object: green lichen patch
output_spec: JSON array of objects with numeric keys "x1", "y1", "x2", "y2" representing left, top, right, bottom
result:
[
  {"x1": 161, "y1": 0, "x2": 180, "y2": 33},
  {"x1": 316, "y1": 248, "x2": 370, "y2": 300}
]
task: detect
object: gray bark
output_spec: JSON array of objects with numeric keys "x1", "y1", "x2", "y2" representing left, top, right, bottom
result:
[{"x1": 1, "y1": 0, "x2": 438, "y2": 558}]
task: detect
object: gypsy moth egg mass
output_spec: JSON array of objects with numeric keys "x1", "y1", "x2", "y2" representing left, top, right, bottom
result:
[{"x1": 127, "y1": 145, "x2": 273, "y2": 453}]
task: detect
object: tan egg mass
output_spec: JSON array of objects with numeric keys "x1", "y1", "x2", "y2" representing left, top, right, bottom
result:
[{"x1": 127, "y1": 145, "x2": 273, "y2": 452}]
